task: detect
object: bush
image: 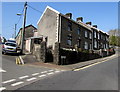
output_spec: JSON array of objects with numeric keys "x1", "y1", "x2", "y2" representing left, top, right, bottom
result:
[{"x1": 82, "y1": 49, "x2": 89, "y2": 53}]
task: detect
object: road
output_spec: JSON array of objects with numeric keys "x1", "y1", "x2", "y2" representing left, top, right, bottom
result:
[
  {"x1": 1, "y1": 54, "x2": 64, "y2": 91},
  {"x1": 16, "y1": 55, "x2": 119, "y2": 90},
  {"x1": 1, "y1": 46, "x2": 119, "y2": 91}
]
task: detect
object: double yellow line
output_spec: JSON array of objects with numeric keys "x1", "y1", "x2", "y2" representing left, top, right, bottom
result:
[{"x1": 16, "y1": 57, "x2": 24, "y2": 65}]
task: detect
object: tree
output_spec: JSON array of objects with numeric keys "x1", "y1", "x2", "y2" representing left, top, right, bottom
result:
[
  {"x1": 108, "y1": 29, "x2": 120, "y2": 47},
  {"x1": 109, "y1": 35, "x2": 117, "y2": 46},
  {"x1": 116, "y1": 36, "x2": 120, "y2": 47}
]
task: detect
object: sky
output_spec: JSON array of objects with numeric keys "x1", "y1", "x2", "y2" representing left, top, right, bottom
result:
[{"x1": 2, "y1": 2, "x2": 118, "y2": 40}]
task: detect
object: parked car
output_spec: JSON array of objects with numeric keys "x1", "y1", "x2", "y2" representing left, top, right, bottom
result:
[
  {"x1": 7, "y1": 38, "x2": 16, "y2": 43},
  {"x1": 7, "y1": 39, "x2": 16, "y2": 43},
  {"x1": 2, "y1": 42, "x2": 17, "y2": 54}
]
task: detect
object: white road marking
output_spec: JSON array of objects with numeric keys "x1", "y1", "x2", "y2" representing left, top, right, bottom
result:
[
  {"x1": 47, "y1": 72, "x2": 54, "y2": 75},
  {"x1": 41, "y1": 71, "x2": 47, "y2": 73},
  {"x1": 38, "y1": 74, "x2": 46, "y2": 77},
  {"x1": 19, "y1": 56, "x2": 24, "y2": 65},
  {"x1": 19, "y1": 75, "x2": 29, "y2": 79},
  {"x1": 48, "y1": 70, "x2": 54, "y2": 72},
  {"x1": 0, "y1": 87, "x2": 6, "y2": 91},
  {"x1": 0, "y1": 68, "x2": 6, "y2": 73},
  {"x1": 32, "y1": 73, "x2": 39, "y2": 76},
  {"x1": 54, "y1": 71, "x2": 60, "y2": 73},
  {"x1": 2, "y1": 79, "x2": 16, "y2": 84},
  {"x1": 26, "y1": 77, "x2": 37, "y2": 81},
  {"x1": 11, "y1": 82, "x2": 24, "y2": 86}
]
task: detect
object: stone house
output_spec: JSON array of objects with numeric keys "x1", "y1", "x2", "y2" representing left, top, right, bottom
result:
[
  {"x1": 36, "y1": 6, "x2": 109, "y2": 64},
  {"x1": 37, "y1": 6, "x2": 109, "y2": 50},
  {"x1": 15, "y1": 24, "x2": 37, "y2": 51}
]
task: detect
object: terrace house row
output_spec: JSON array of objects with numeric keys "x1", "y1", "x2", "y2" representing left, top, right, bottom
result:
[
  {"x1": 35, "y1": 6, "x2": 109, "y2": 64},
  {"x1": 37, "y1": 6, "x2": 109, "y2": 51}
]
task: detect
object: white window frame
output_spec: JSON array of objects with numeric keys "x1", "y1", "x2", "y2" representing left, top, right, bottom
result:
[
  {"x1": 67, "y1": 39, "x2": 72, "y2": 46},
  {"x1": 68, "y1": 22, "x2": 72, "y2": 31},
  {"x1": 67, "y1": 35, "x2": 72, "y2": 46},
  {"x1": 101, "y1": 42, "x2": 103, "y2": 48},
  {"x1": 68, "y1": 26, "x2": 71, "y2": 31},
  {"x1": 94, "y1": 31, "x2": 97, "y2": 38},
  {"x1": 94, "y1": 39, "x2": 97, "y2": 48},
  {"x1": 84, "y1": 41, "x2": 88, "y2": 49},
  {"x1": 104, "y1": 44, "x2": 106, "y2": 49},
  {"x1": 98, "y1": 33, "x2": 100, "y2": 39},
  {"x1": 89, "y1": 32, "x2": 92, "y2": 39},
  {"x1": 106, "y1": 43, "x2": 108, "y2": 49},
  {"x1": 85, "y1": 31, "x2": 88, "y2": 38},
  {"x1": 90, "y1": 43, "x2": 92, "y2": 50}
]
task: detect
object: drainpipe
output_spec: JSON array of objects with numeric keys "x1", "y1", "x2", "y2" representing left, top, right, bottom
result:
[
  {"x1": 92, "y1": 28, "x2": 94, "y2": 51},
  {"x1": 58, "y1": 14, "x2": 61, "y2": 43}
]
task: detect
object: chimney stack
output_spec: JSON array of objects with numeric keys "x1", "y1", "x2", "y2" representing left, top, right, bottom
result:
[
  {"x1": 65, "y1": 13, "x2": 72, "y2": 19},
  {"x1": 93, "y1": 25, "x2": 97, "y2": 28},
  {"x1": 86, "y1": 22, "x2": 92, "y2": 25},
  {"x1": 76, "y1": 17, "x2": 83, "y2": 22}
]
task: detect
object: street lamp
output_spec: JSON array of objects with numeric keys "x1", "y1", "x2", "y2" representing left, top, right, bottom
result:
[{"x1": 17, "y1": 13, "x2": 23, "y2": 16}]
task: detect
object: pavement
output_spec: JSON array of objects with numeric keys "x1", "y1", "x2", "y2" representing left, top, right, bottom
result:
[{"x1": 20, "y1": 52, "x2": 118, "y2": 71}]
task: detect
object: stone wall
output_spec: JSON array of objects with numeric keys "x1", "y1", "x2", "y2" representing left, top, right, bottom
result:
[
  {"x1": 40, "y1": 41, "x2": 46, "y2": 62},
  {"x1": 59, "y1": 49, "x2": 101, "y2": 65},
  {"x1": 31, "y1": 41, "x2": 114, "y2": 65},
  {"x1": 52, "y1": 42, "x2": 100, "y2": 65},
  {"x1": 32, "y1": 41, "x2": 46, "y2": 63},
  {"x1": 53, "y1": 42, "x2": 60, "y2": 65}
]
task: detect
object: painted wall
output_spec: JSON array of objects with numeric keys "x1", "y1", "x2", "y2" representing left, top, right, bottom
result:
[{"x1": 37, "y1": 8, "x2": 58, "y2": 50}]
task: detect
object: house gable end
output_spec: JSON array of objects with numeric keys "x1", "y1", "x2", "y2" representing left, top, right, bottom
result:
[{"x1": 37, "y1": 6, "x2": 60, "y2": 25}]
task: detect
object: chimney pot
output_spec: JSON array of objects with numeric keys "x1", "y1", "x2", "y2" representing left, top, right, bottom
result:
[
  {"x1": 86, "y1": 22, "x2": 92, "y2": 25},
  {"x1": 65, "y1": 13, "x2": 72, "y2": 19},
  {"x1": 76, "y1": 17, "x2": 83, "y2": 22},
  {"x1": 93, "y1": 25, "x2": 97, "y2": 28}
]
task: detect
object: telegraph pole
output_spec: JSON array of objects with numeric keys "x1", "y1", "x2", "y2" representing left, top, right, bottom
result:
[{"x1": 21, "y1": 2, "x2": 27, "y2": 54}]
